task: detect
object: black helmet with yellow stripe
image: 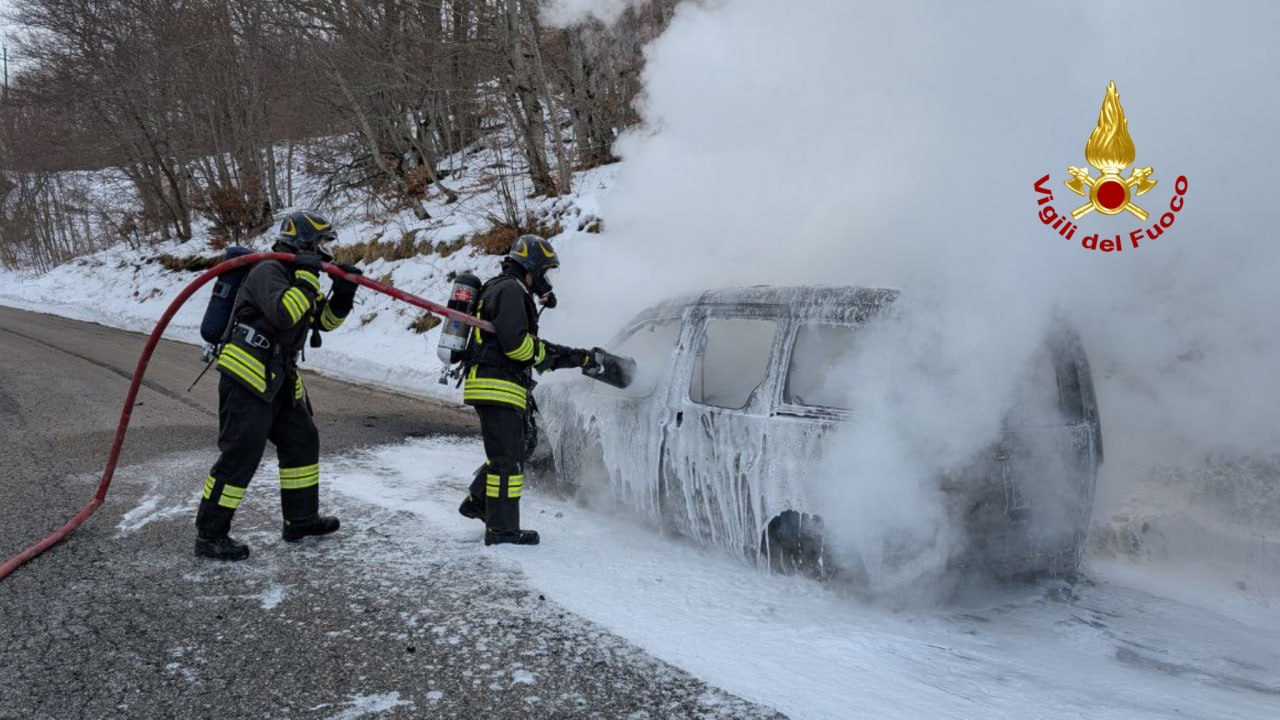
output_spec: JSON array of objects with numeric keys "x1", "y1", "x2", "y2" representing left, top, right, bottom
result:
[
  {"x1": 506, "y1": 234, "x2": 559, "y2": 277},
  {"x1": 275, "y1": 210, "x2": 336, "y2": 261}
]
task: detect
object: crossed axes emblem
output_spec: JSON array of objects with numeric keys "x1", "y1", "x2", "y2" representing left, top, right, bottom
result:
[{"x1": 1065, "y1": 165, "x2": 1158, "y2": 221}]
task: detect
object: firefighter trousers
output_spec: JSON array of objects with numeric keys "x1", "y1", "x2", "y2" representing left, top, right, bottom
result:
[
  {"x1": 196, "y1": 373, "x2": 321, "y2": 538},
  {"x1": 467, "y1": 404, "x2": 526, "y2": 534}
]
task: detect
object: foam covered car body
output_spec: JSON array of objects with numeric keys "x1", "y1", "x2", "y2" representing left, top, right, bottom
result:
[{"x1": 534, "y1": 286, "x2": 1103, "y2": 582}]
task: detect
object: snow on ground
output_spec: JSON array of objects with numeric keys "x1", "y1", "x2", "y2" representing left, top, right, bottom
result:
[
  {"x1": 325, "y1": 692, "x2": 414, "y2": 720},
  {"x1": 317, "y1": 437, "x2": 1280, "y2": 720}
]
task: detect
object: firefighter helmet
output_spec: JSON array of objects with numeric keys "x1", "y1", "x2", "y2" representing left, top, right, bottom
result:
[
  {"x1": 506, "y1": 234, "x2": 559, "y2": 277},
  {"x1": 276, "y1": 210, "x2": 336, "y2": 260}
]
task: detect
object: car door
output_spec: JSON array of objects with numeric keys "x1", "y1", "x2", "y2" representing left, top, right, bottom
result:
[
  {"x1": 658, "y1": 307, "x2": 783, "y2": 553},
  {"x1": 753, "y1": 319, "x2": 859, "y2": 538},
  {"x1": 577, "y1": 315, "x2": 685, "y2": 521}
]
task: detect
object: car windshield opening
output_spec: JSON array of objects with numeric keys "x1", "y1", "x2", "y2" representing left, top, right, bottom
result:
[{"x1": 600, "y1": 319, "x2": 682, "y2": 398}]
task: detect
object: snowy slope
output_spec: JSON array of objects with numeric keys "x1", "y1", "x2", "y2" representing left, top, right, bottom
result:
[{"x1": 0, "y1": 150, "x2": 617, "y2": 401}]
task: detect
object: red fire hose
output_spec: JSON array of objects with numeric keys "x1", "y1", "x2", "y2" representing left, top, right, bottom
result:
[{"x1": 0, "y1": 252, "x2": 493, "y2": 580}]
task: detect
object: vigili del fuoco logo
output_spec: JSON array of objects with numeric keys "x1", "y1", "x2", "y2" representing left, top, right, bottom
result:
[{"x1": 1033, "y1": 81, "x2": 1187, "y2": 252}]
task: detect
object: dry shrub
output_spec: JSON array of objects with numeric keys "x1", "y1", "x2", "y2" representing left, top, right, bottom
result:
[
  {"x1": 469, "y1": 224, "x2": 520, "y2": 255},
  {"x1": 194, "y1": 181, "x2": 272, "y2": 246},
  {"x1": 436, "y1": 237, "x2": 467, "y2": 258},
  {"x1": 525, "y1": 216, "x2": 563, "y2": 239},
  {"x1": 405, "y1": 166, "x2": 432, "y2": 198},
  {"x1": 155, "y1": 254, "x2": 219, "y2": 272},
  {"x1": 333, "y1": 229, "x2": 433, "y2": 264},
  {"x1": 376, "y1": 272, "x2": 395, "y2": 288},
  {"x1": 207, "y1": 234, "x2": 234, "y2": 251},
  {"x1": 409, "y1": 312, "x2": 442, "y2": 333}
]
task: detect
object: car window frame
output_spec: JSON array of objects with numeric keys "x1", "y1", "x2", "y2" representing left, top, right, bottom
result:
[
  {"x1": 773, "y1": 319, "x2": 857, "y2": 421},
  {"x1": 679, "y1": 305, "x2": 786, "y2": 416},
  {"x1": 592, "y1": 315, "x2": 685, "y2": 400}
]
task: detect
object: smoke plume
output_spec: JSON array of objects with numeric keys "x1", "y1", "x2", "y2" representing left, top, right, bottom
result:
[{"x1": 545, "y1": 0, "x2": 1280, "y2": 588}]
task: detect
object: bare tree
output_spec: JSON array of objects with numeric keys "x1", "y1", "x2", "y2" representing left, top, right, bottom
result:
[{"x1": 2, "y1": 0, "x2": 678, "y2": 268}]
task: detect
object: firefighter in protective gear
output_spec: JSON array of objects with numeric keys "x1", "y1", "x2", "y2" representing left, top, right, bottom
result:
[
  {"x1": 194, "y1": 210, "x2": 362, "y2": 561},
  {"x1": 457, "y1": 234, "x2": 596, "y2": 546}
]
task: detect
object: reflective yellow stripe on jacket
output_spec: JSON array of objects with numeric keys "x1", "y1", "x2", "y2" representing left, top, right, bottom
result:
[
  {"x1": 281, "y1": 286, "x2": 312, "y2": 326},
  {"x1": 217, "y1": 342, "x2": 269, "y2": 393},
  {"x1": 318, "y1": 303, "x2": 344, "y2": 331},
  {"x1": 462, "y1": 367, "x2": 527, "y2": 410},
  {"x1": 505, "y1": 333, "x2": 543, "y2": 363}
]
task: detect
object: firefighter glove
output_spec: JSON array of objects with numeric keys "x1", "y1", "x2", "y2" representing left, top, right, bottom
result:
[
  {"x1": 569, "y1": 347, "x2": 595, "y2": 370},
  {"x1": 332, "y1": 263, "x2": 362, "y2": 299},
  {"x1": 537, "y1": 342, "x2": 566, "y2": 372},
  {"x1": 548, "y1": 346, "x2": 592, "y2": 371}
]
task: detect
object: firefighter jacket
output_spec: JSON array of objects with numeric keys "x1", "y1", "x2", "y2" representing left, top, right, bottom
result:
[
  {"x1": 216, "y1": 259, "x2": 350, "y2": 402},
  {"x1": 462, "y1": 270, "x2": 548, "y2": 411}
]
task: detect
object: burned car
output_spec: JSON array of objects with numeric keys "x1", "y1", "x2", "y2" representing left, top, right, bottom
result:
[{"x1": 534, "y1": 286, "x2": 1102, "y2": 583}]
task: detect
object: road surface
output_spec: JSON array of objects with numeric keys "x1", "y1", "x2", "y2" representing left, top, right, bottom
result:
[{"x1": 0, "y1": 305, "x2": 780, "y2": 719}]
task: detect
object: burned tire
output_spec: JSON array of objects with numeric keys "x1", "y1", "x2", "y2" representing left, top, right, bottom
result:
[
  {"x1": 550, "y1": 426, "x2": 609, "y2": 508},
  {"x1": 761, "y1": 511, "x2": 833, "y2": 580}
]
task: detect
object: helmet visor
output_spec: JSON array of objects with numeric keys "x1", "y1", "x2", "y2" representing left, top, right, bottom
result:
[{"x1": 531, "y1": 267, "x2": 556, "y2": 296}]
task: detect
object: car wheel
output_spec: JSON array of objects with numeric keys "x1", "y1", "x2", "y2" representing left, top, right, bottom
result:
[
  {"x1": 760, "y1": 510, "x2": 836, "y2": 580},
  {"x1": 552, "y1": 427, "x2": 610, "y2": 508}
]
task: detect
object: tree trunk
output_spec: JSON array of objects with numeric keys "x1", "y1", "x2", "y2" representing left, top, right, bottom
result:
[{"x1": 504, "y1": 0, "x2": 557, "y2": 197}]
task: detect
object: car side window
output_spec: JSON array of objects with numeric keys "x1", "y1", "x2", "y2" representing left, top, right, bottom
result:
[
  {"x1": 598, "y1": 319, "x2": 682, "y2": 398},
  {"x1": 784, "y1": 323, "x2": 859, "y2": 410},
  {"x1": 689, "y1": 317, "x2": 777, "y2": 410}
]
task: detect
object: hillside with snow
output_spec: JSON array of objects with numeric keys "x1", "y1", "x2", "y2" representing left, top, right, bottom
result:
[{"x1": 0, "y1": 140, "x2": 619, "y2": 400}]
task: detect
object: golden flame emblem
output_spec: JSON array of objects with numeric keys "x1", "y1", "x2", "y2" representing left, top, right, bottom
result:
[{"x1": 1065, "y1": 81, "x2": 1157, "y2": 220}]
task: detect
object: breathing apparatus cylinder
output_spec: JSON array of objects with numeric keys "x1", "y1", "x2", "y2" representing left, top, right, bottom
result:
[
  {"x1": 199, "y1": 245, "x2": 255, "y2": 346},
  {"x1": 436, "y1": 272, "x2": 482, "y2": 364}
]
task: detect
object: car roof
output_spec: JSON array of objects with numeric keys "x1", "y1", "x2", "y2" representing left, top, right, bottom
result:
[{"x1": 631, "y1": 285, "x2": 900, "y2": 325}]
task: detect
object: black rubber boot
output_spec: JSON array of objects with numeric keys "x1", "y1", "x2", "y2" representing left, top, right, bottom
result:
[
  {"x1": 282, "y1": 515, "x2": 341, "y2": 542},
  {"x1": 485, "y1": 528, "x2": 540, "y2": 546},
  {"x1": 195, "y1": 535, "x2": 251, "y2": 561},
  {"x1": 484, "y1": 497, "x2": 537, "y2": 545},
  {"x1": 458, "y1": 494, "x2": 486, "y2": 521}
]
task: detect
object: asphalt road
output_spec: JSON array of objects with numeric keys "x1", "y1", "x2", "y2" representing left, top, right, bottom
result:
[{"x1": 0, "y1": 306, "x2": 782, "y2": 720}]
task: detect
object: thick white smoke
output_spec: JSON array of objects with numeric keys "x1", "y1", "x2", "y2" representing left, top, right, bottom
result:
[{"x1": 544, "y1": 0, "x2": 1280, "y2": 587}]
